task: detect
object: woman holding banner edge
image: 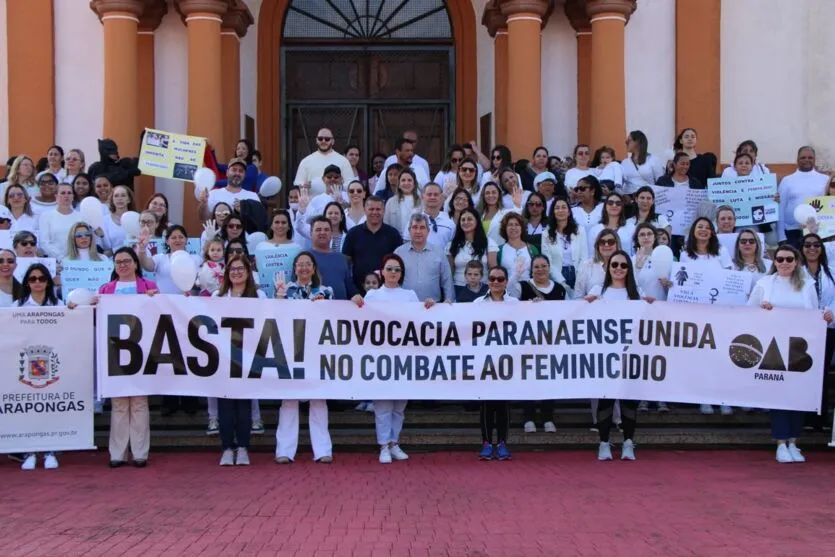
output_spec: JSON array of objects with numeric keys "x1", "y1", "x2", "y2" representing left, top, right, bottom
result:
[{"x1": 748, "y1": 245, "x2": 832, "y2": 463}]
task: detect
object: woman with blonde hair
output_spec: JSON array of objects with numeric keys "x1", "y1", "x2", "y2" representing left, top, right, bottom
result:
[
  {"x1": 1, "y1": 155, "x2": 37, "y2": 200},
  {"x1": 63, "y1": 149, "x2": 86, "y2": 184},
  {"x1": 101, "y1": 185, "x2": 137, "y2": 253},
  {"x1": 4, "y1": 184, "x2": 38, "y2": 235},
  {"x1": 64, "y1": 222, "x2": 105, "y2": 262}
]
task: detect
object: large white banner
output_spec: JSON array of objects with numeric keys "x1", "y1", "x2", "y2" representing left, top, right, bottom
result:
[
  {"x1": 97, "y1": 295, "x2": 826, "y2": 411},
  {"x1": 0, "y1": 307, "x2": 95, "y2": 453}
]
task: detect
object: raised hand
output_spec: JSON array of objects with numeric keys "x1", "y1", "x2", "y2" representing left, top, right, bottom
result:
[
  {"x1": 299, "y1": 189, "x2": 310, "y2": 213},
  {"x1": 203, "y1": 219, "x2": 219, "y2": 239},
  {"x1": 810, "y1": 199, "x2": 823, "y2": 212},
  {"x1": 274, "y1": 270, "x2": 287, "y2": 298},
  {"x1": 514, "y1": 256, "x2": 526, "y2": 278}
]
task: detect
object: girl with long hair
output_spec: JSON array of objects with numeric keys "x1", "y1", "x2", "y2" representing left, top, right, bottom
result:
[
  {"x1": 542, "y1": 196, "x2": 586, "y2": 288},
  {"x1": 447, "y1": 207, "x2": 498, "y2": 298}
]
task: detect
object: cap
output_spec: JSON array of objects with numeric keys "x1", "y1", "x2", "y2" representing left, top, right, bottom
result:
[
  {"x1": 227, "y1": 158, "x2": 247, "y2": 170},
  {"x1": 323, "y1": 164, "x2": 342, "y2": 177},
  {"x1": 533, "y1": 171, "x2": 557, "y2": 188},
  {"x1": 0, "y1": 205, "x2": 11, "y2": 220}
]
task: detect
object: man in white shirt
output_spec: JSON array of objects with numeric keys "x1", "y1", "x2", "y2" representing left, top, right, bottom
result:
[
  {"x1": 293, "y1": 128, "x2": 355, "y2": 186},
  {"x1": 200, "y1": 158, "x2": 260, "y2": 219},
  {"x1": 777, "y1": 146, "x2": 830, "y2": 246},
  {"x1": 409, "y1": 183, "x2": 454, "y2": 248},
  {"x1": 307, "y1": 164, "x2": 349, "y2": 217},
  {"x1": 383, "y1": 130, "x2": 430, "y2": 178},
  {"x1": 378, "y1": 137, "x2": 430, "y2": 190}
]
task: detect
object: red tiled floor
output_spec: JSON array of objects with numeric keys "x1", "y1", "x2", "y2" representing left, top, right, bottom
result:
[{"x1": 2, "y1": 450, "x2": 835, "y2": 556}]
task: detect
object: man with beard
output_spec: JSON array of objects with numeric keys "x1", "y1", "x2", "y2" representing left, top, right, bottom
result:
[
  {"x1": 200, "y1": 158, "x2": 260, "y2": 219},
  {"x1": 293, "y1": 127, "x2": 355, "y2": 186}
]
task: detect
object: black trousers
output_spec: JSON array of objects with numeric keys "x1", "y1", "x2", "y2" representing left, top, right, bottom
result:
[
  {"x1": 597, "y1": 399, "x2": 638, "y2": 443},
  {"x1": 218, "y1": 399, "x2": 252, "y2": 451},
  {"x1": 480, "y1": 402, "x2": 509, "y2": 444},
  {"x1": 523, "y1": 401, "x2": 555, "y2": 425},
  {"x1": 783, "y1": 229, "x2": 803, "y2": 249},
  {"x1": 806, "y1": 328, "x2": 835, "y2": 428},
  {"x1": 162, "y1": 395, "x2": 199, "y2": 414}
]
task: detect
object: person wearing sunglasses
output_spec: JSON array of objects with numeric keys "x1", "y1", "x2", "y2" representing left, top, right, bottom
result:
[
  {"x1": 542, "y1": 196, "x2": 586, "y2": 290},
  {"x1": 39, "y1": 183, "x2": 85, "y2": 260},
  {"x1": 5, "y1": 184, "x2": 39, "y2": 235},
  {"x1": 591, "y1": 146, "x2": 622, "y2": 193},
  {"x1": 434, "y1": 144, "x2": 466, "y2": 190},
  {"x1": 481, "y1": 145, "x2": 514, "y2": 189},
  {"x1": 221, "y1": 214, "x2": 246, "y2": 245},
  {"x1": 474, "y1": 265, "x2": 517, "y2": 460},
  {"x1": 30, "y1": 172, "x2": 60, "y2": 219},
  {"x1": 292, "y1": 127, "x2": 355, "y2": 187},
  {"x1": 364, "y1": 254, "x2": 434, "y2": 464},
  {"x1": 571, "y1": 175, "x2": 605, "y2": 234},
  {"x1": 731, "y1": 229, "x2": 767, "y2": 298},
  {"x1": 799, "y1": 233, "x2": 835, "y2": 432},
  {"x1": 0, "y1": 248, "x2": 20, "y2": 307},
  {"x1": 444, "y1": 157, "x2": 482, "y2": 208},
  {"x1": 584, "y1": 251, "x2": 648, "y2": 461},
  {"x1": 587, "y1": 193, "x2": 635, "y2": 257},
  {"x1": 13, "y1": 231, "x2": 39, "y2": 258},
  {"x1": 17, "y1": 263, "x2": 63, "y2": 471},
  {"x1": 564, "y1": 144, "x2": 597, "y2": 192},
  {"x1": 749, "y1": 245, "x2": 832, "y2": 462},
  {"x1": 344, "y1": 179, "x2": 368, "y2": 229},
  {"x1": 64, "y1": 222, "x2": 106, "y2": 263},
  {"x1": 98, "y1": 247, "x2": 159, "y2": 468}
]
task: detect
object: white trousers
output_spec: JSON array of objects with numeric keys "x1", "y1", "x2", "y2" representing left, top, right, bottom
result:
[
  {"x1": 591, "y1": 399, "x2": 621, "y2": 424},
  {"x1": 276, "y1": 400, "x2": 332, "y2": 461},
  {"x1": 373, "y1": 400, "x2": 408, "y2": 445},
  {"x1": 208, "y1": 398, "x2": 261, "y2": 421},
  {"x1": 109, "y1": 396, "x2": 150, "y2": 461}
]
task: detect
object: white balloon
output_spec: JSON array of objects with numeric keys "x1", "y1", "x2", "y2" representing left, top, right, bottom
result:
[
  {"x1": 79, "y1": 197, "x2": 103, "y2": 229},
  {"x1": 193, "y1": 167, "x2": 216, "y2": 191},
  {"x1": 259, "y1": 176, "x2": 282, "y2": 198},
  {"x1": 794, "y1": 204, "x2": 816, "y2": 226},
  {"x1": 170, "y1": 253, "x2": 198, "y2": 292},
  {"x1": 309, "y1": 177, "x2": 326, "y2": 196},
  {"x1": 651, "y1": 245, "x2": 675, "y2": 279},
  {"x1": 246, "y1": 232, "x2": 267, "y2": 254},
  {"x1": 170, "y1": 249, "x2": 191, "y2": 264},
  {"x1": 120, "y1": 211, "x2": 141, "y2": 238},
  {"x1": 67, "y1": 288, "x2": 94, "y2": 306}
]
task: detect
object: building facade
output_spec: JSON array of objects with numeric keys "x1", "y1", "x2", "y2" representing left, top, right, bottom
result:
[{"x1": 0, "y1": 0, "x2": 833, "y2": 225}]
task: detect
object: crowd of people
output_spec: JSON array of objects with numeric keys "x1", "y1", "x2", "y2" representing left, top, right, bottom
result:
[{"x1": 1, "y1": 127, "x2": 833, "y2": 470}]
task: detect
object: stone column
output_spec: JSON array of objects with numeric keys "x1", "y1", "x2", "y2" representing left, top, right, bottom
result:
[
  {"x1": 499, "y1": 0, "x2": 551, "y2": 159},
  {"x1": 565, "y1": 0, "x2": 592, "y2": 146},
  {"x1": 483, "y1": 2, "x2": 508, "y2": 146},
  {"x1": 586, "y1": 0, "x2": 636, "y2": 151}
]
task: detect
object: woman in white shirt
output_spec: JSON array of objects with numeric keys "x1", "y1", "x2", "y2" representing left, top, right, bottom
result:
[
  {"x1": 627, "y1": 186, "x2": 670, "y2": 232},
  {"x1": 101, "y1": 185, "x2": 135, "y2": 254},
  {"x1": 499, "y1": 212, "x2": 538, "y2": 297},
  {"x1": 365, "y1": 253, "x2": 434, "y2": 464},
  {"x1": 564, "y1": 144, "x2": 597, "y2": 192},
  {"x1": 384, "y1": 168, "x2": 422, "y2": 237},
  {"x1": 137, "y1": 224, "x2": 201, "y2": 295},
  {"x1": 748, "y1": 245, "x2": 832, "y2": 463},
  {"x1": 211, "y1": 254, "x2": 265, "y2": 467},
  {"x1": 681, "y1": 217, "x2": 732, "y2": 270},
  {"x1": 63, "y1": 149, "x2": 85, "y2": 185},
  {"x1": 574, "y1": 228, "x2": 621, "y2": 299},
  {"x1": 4, "y1": 184, "x2": 38, "y2": 235},
  {"x1": 344, "y1": 180, "x2": 367, "y2": 229},
  {"x1": 0, "y1": 248, "x2": 19, "y2": 307},
  {"x1": 499, "y1": 168, "x2": 532, "y2": 210},
  {"x1": 37, "y1": 146, "x2": 66, "y2": 183},
  {"x1": 39, "y1": 183, "x2": 84, "y2": 260},
  {"x1": 447, "y1": 207, "x2": 498, "y2": 297},
  {"x1": 621, "y1": 130, "x2": 665, "y2": 196},
  {"x1": 448, "y1": 158, "x2": 482, "y2": 208},
  {"x1": 17, "y1": 263, "x2": 63, "y2": 471},
  {"x1": 30, "y1": 172, "x2": 59, "y2": 218},
  {"x1": 474, "y1": 265, "x2": 517, "y2": 461},
  {"x1": 631, "y1": 223, "x2": 668, "y2": 302},
  {"x1": 799, "y1": 233, "x2": 835, "y2": 431},
  {"x1": 592, "y1": 146, "x2": 623, "y2": 193},
  {"x1": 64, "y1": 222, "x2": 107, "y2": 263},
  {"x1": 480, "y1": 146, "x2": 512, "y2": 190},
  {"x1": 587, "y1": 193, "x2": 635, "y2": 256},
  {"x1": 434, "y1": 144, "x2": 465, "y2": 190},
  {"x1": 572, "y1": 175, "x2": 604, "y2": 233},
  {"x1": 584, "y1": 250, "x2": 646, "y2": 461},
  {"x1": 479, "y1": 182, "x2": 522, "y2": 245},
  {"x1": 1, "y1": 155, "x2": 37, "y2": 200},
  {"x1": 542, "y1": 197, "x2": 585, "y2": 289},
  {"x1": 722, "y1": 140, "x2": 771, "y2": 178},
  {"x1": 256, "y1": 210, "x2": 299, "y2": 251},
  {"x1": 731, "y1": 229, "x2": 767, "y2": 296}
]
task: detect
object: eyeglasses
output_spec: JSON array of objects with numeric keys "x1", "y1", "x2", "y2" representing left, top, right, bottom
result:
[
  {"x1": 229, "y1": 266, "x2": 247, "y2": 273},
  {"x1": 228, "y1": 248, "x2": 245, "y2": 254},
  {"x1": 609, "y1": 262, "x2": 629, "y2": 270},
  {"x1": 18, "y1": 240, "x2": 35, "y2": 247},
  {"x1": 27, "y1": 275, "x2": 47, "y2": 284},
  {"x1": 317, "y1": 136, "x2": 333, "y2": 142},
  {"x1": 488, "y1": 275, "x2": 506, "y2": 283},
  {"x1": 74, "y1": 232, "x2": 92, "y2": 238},
  {"x1": 598, "y1": 238, "x2": 617, "y2": 247},
  {"x1": 140, "y1": 219, "x2": 157, "y2": 226},
  {"x1": 803, "y1": 242, "x2": 822, "y2": 249},
  {"x1": 606, "y1": 199, "x2": 623, "y2": 207},
  {"x1": 459, "y1": 167, "x2": 476, "y2": 174},
  {"x1": 450, "y1": 157, "x2": 463, "y2": 163},
  {"x1": 739, "y1": 238, "x2": 758, "y2": 245},
  {"x1": 115, "y1": 259, "x2": 133, "y2": 267},
  {"x1": 0, "y1": 258, "x2": 14, "y2": 264},
  {"x1": 492, "y1": 155, "x2": 503, "y2": 160},
  {"x1": 227, "y1": 223, "x2": 242, "y2": 230},
  {"x1": 775, "y1": 256, "x2": 795, "y2": 263},
  {"x1": 384, "y1": 266, "x2": 402, "y2": 273},
  {"x1": 527, "y1": 202, "x2": 543, "y2": 208},
  {"x1": 574, "y1": 186, "x2": 588, "y2": 193},
  {"x1": 348, "y1": 188, "x2": 364, "y2": 194},
  {"x1": 7, "y1": 192, "x2": 24, "y2": 199}
]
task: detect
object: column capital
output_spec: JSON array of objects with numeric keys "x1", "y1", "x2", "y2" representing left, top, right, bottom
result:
[
  {"x1": 175, "y1": 0, "x2": 230, "y2": 18},
  {"x1": 222, "y1": 1, "x2": 254, "y2": 38},
  {"x1": 139, "y1": 0, "x2": 168, "y2": 31},
  {"x1": 499, "y1": 0, "x2": 553, "y2": 27},
  {"x1": 586, "y1": 0, "x2": 637, "y2": 22},
  {"x1": 89, "y1": 0, "x2": 144, "y2": 20},
  {"x1": 482, "y1": 1, "x2": 507, "y2": 38},
  {"x1": 564, "y1": 0, "x2": 591, "y2": 33}
]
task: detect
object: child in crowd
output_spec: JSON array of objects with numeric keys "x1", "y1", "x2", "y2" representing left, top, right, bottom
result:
[
  {"x1": 355, "y1": 270, "x2": 381, "y2": 412},
  {"x1": 197, "y1": 239, "x2": 225, "y2": 296},
  {"x1": 456, "y1": 260, "x2": 489, "y2": 303}
]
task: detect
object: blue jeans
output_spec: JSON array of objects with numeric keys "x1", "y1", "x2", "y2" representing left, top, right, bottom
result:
[
  {"x1": 561, "y1": 265, "x2": 577, "y2": 290},
  {"x1": 769, "y1": 409, "x2": 804, "y2": 440},
  {"x1": 218, "y1": 399, "x2": 252, "y2": 450}
]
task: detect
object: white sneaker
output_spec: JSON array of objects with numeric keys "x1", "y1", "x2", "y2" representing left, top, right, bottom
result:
[
  {"x1": 206, "y1": 418, "x2": 219, "y2": 436},
  {"x1": 219, "y1": 449, "x2": 235, "y2": 466},
  {"x1": 21, "y1": 454, "x2": 36, "y2": 471},
  {"x1": 543, "y1": 421, "x2": 557, "y2": 433},
  {"x1": 621, "y1": 439, "x2": 636, "y2": 461},
  {"x1": 390, "y1": 444, "x2": 409, "y2": 461},
  {"x1": 700, "y1": 404, "x2": 715, "y2": 415},
  {"x1": 365, "y1": 402, "x2": 375, "y2": 412},
  {"x1": 354, "y1": 402, "x2": 367, "y2": 411},
  {"x1": 43, "y1": 453, "x2": 59, "y2": 470},
  {"x1": 523, "y1": 421, "x2": 536, "y2": 433},
  {"x1": 235, "y1": 447, "x2": 250, "y2": 465},
  {"x1": 637, "y1": 401, "x2": 649, "y2": 412},
  {"x1": 657, "y1": 402, "x2": 670, "y2": 413},
  {"x1": 597, "y1": 442, "x2": 613, "y2": 461},
  {"x1": 379, "y1": 445, "x2": 392, "y2": 464},
  {"x1": 775, "y1": 444, "x2": 793, "y2": 463},
  {"x1": 720, "y1": 405, "x2": 733, "y2": 416},
  {"x1": 788, "y1": 443, "x2": 805, "y2": 463}
]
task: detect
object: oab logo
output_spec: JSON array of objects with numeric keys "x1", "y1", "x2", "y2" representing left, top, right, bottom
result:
[
  {"x1": 18, "y1": 345, "x2": 61, "y2": 389},
  {"x1": 728, "y1": 334, "x2": 812, "y2": 375}
]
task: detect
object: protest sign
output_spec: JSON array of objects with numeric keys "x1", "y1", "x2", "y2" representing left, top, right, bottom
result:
[
  {"x1": 803, "y1": 196, "x2": 835, "y2": 238},
  {"x1": 653, "y1": 187, "x2": 709, "y2": 236},
  {"x1": 138, "y1": 128, "x2": 206, "y2": 182},
  {"x1": 97, "y1": 295, "x2": 824, "y2": 411},
  {"x1": 0, "y1": 307, "x2": 95, "y2": 453},
  {"x1": 0, "y1": 230, "x2": 12, "y2": 250},
  {"x1": 14, "y1": 257, "x2": 57, "y2": 283},
  {"x1": 708, "y1": 175, "x2": 779, "y2": 227},
  {"x1": 668, "y1": 262, "x2": 752, "y2": 306},
  {"x1": 254, "y1": 244, "x2": 302, "y2": 297},
  {"x1": 60, "y1": 260, "x2": 114, "y2": 301}
]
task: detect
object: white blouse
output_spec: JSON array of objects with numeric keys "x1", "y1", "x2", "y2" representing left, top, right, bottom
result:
[
  {"x1": 748, "y1": 275, "x2": 818, "y2": 311},
  {"x1": 573, "y1": 258, "x2": 606, "y2": 299},
  {"x1": 588, "y1": 284, "x2": 646, "y2": 301},
  {"x1": 586, "y1": 223, "x2": 636, "y2": 256},
  {"x1": 572, "y1": 204, "x2": 604, "y2": 233},
  {"x1": 447, "y1": 238, "x2": 499, "y2": 286},
  {"x1": 620, "y1": 154, "x2": 665, "y2": 195},
  {"x1": 365, "y1": 286, "x2": 420, "y2": 302}
]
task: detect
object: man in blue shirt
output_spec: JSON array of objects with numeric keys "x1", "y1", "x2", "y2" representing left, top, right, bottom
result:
[
  {"x1": 309, "y1": 216, "x2": 362, "y2": 304},
  {"x1": 342, "y1": 195, "x2": 403, "y2": 291}
]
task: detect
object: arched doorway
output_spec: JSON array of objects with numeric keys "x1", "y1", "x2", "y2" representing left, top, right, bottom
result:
[{"x1": 257, "y1": 0, "x2": 477, "y2": 181}]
